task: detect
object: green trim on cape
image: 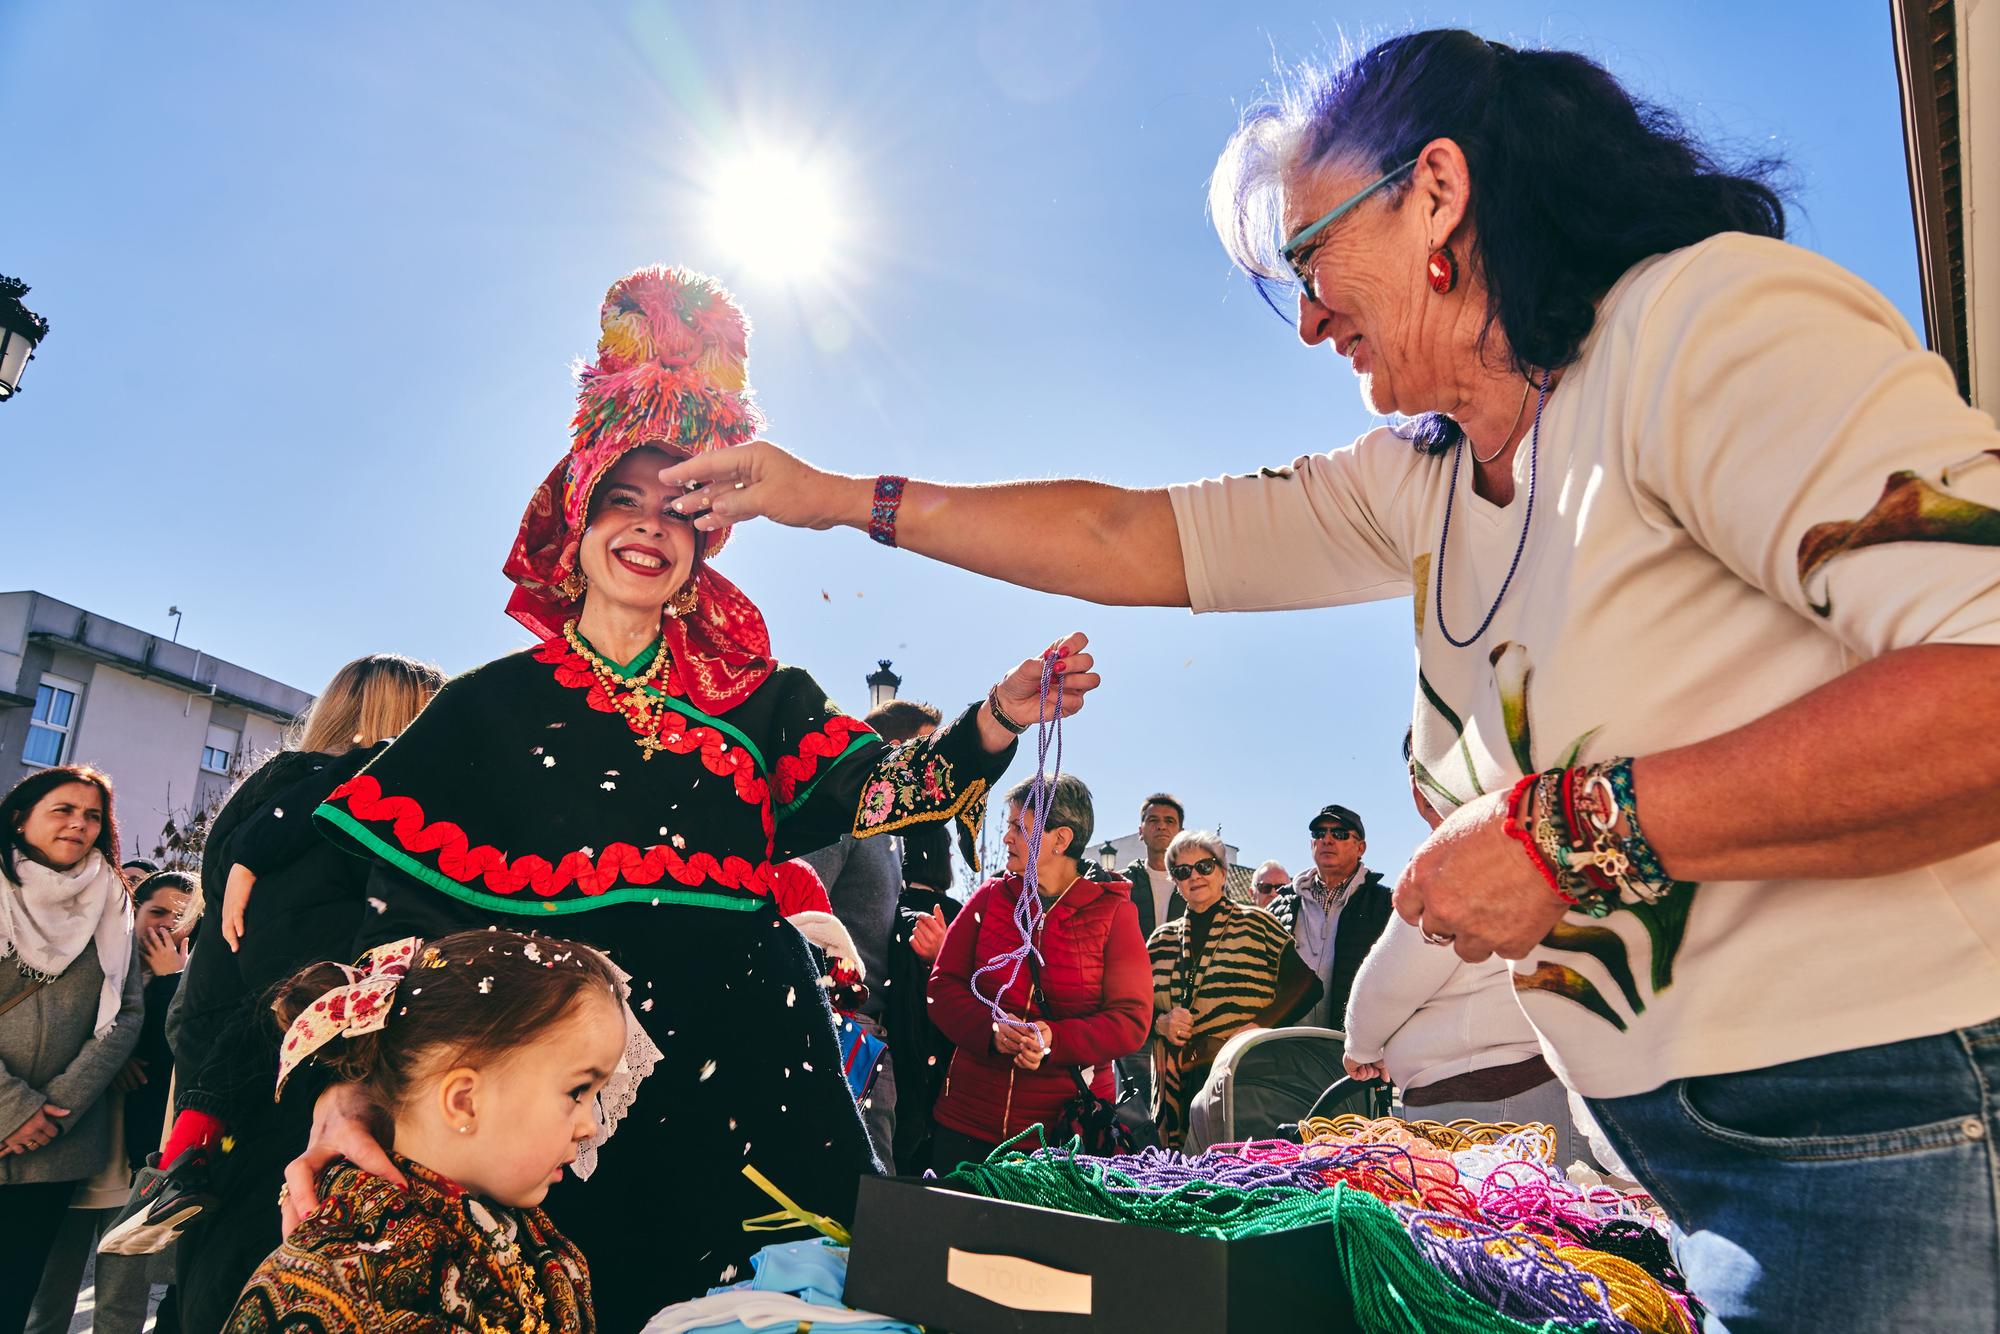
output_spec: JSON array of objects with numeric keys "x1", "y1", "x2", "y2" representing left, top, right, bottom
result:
[{"x1": 315, "y1": 803, "x2": 766, "y2": 916}]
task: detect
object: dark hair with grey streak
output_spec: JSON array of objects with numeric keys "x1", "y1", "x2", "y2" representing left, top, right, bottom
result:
[
  {"x1": 1210, "y1": 28, "x2": 1788, "y2": 453},
  {"x1": 1006, "y1": 773, "x2": 1095, "y2": 868}
]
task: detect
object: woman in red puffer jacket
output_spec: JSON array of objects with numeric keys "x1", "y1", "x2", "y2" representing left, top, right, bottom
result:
[{"x1": 927, "y1": 774, "x2": 1151, "y2": 1167}]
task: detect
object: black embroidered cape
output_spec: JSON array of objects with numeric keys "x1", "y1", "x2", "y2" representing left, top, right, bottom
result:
[{"x1": 315, "y1": 634, "x2": 1003, "y2": 918}]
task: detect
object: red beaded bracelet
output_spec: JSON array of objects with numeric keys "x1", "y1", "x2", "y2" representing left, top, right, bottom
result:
[
  {"x1": 1502, "y1": 772, "x2": 1578, "y2": 906},
  {"x1": 868, "y1": 474, "x2": 907, "y2": 547}
]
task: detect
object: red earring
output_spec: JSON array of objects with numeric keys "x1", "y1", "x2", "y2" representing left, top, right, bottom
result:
[{"x1": 1427, "y1": 246, "x2": 1459, "y2": 295}]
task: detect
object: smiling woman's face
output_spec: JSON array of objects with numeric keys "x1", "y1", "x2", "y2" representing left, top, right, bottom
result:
[
  {"x1": 1172, "y1": 846, "x2": 1227, "y2": 913},
  {"x1": 576, "y1": 447, "x2": 701, "y2": 616}
]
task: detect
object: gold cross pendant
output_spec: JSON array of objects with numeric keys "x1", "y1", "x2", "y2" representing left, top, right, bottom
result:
[{"x1": 638, "y1": 733, "x2": 666, "y2": 761}]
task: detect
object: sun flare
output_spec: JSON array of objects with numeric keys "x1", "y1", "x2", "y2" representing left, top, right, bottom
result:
[{"x1": 706, "y1": 145, "x2": 849, "y2": 283}]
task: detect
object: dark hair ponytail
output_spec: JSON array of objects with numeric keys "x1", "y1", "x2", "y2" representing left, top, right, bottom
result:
[{"x1": 1213, "y1": 29, "x2": 1788, "y2": 453}]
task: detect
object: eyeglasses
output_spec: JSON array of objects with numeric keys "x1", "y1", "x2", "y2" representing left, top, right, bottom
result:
[
  {"x1": 1169, "y1": 857, "x2": 1221, "y2": 881},
  {"x1": 1310, "y1": 827, "x2": 1357, "y2": 842},
  {"x1": 1253, "y1": 882, "x2": 1288, "y2": 894},
  {"x1": 1283, "y1": 157, "x2": 1418, "y2": 305}
]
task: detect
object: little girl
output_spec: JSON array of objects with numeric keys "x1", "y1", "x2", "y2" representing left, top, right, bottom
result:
[{"x1": 223, "y1": 929, "x2": 628, "y2": 1333}]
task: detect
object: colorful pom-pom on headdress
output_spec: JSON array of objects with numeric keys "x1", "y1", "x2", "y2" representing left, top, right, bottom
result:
[
  {"x1": 563, "y1": 266, "x2": 764, "y2": 541},
  {"x1": 503, "y1": 266, "x2": 775, "y2": 714}
]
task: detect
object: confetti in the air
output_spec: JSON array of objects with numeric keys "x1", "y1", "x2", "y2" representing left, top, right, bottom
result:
[
  {"x1": 478, "y1": 976, "x2": 493, "y2": 994},
  {"x1": 698, "y1": 1059, "x2": 717, "y2": 1081}
]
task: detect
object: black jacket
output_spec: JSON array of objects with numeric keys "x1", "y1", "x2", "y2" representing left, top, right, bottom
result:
[
  {"x1": 1291, "y1": 868, "x2": 1395, "y2": 1029},
  {"x1": 169, "y1": 745, "x2": 383, "y2": 1120},
  {"x1": 1124, "y1": 860, "x2": 1186, "y2": 939}
]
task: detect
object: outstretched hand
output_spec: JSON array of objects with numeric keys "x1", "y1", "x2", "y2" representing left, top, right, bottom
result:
[
  {"x1": 1393, "y1": 787, "x2": 1569, "y2": 962},
  {"x1": 993, "y1": 632, "x2": 1100, "y2": 724},
  {"x1": 659, "y1": 440, "x2": 860, "y2": 536}
]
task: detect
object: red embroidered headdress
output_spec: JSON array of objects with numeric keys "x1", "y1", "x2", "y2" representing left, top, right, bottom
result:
[{"x1": 504, "y1": 266, "x2": 774, "y2": 713}]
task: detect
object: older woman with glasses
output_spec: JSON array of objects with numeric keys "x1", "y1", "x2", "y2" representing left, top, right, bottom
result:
[
  {"x1": 657, "y1": 27, "x2": 2000, "y2": 1323},
  {"x1": 1146, "y1": 830, "x2": 1320, "y2": 1148}
]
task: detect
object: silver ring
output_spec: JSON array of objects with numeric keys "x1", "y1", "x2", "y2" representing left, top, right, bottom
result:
[{"x1": 1422, "y1": 929, "x2": 1455, "y2": 946}]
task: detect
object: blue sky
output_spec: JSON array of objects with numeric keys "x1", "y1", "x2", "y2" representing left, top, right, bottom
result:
[{"x1": 1, "y1": 2, "x2": 1921, "y2": 884}]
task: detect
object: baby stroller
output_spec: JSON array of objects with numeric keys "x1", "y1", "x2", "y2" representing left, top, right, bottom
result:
[{"x1": 1182, "y1": 1026, "x2": 1389, "y2": 1152}]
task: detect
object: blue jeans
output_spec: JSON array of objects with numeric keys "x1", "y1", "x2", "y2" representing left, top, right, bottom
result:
[{"x1": 1586, "y1": 1016, "x2": 2000, "y2": 1333}]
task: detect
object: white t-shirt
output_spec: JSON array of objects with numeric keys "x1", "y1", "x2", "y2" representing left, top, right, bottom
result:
[
  {"x1": 1147, "y1": 862, "x2": 1176, "y2": 929},
  {"x1": 1169, "y1": 234, "x2": 2000, "y2": 1098}
]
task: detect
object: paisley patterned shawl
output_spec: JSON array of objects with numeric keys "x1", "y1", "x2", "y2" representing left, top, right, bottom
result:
[{"x1": 223, "y1": 1156, "x2": 594, "y2": 1334}]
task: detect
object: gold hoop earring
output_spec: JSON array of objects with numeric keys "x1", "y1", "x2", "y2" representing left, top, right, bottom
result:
[
  {"x1": 557, "y1": 568, "x2": 588, "y2": 601},
  {"x1": 667, "y1": 582, "x2": 699, "y2": 619}
]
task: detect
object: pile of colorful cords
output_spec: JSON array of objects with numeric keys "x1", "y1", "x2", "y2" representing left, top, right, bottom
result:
[{"x1": 943, "y1": 1118, "x2": 1701, "y2": 1334}]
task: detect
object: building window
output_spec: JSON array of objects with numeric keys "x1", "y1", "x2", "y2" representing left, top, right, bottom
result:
[
  {"x1": 201, "y1": 723, "x2": 240, "y2": 775},
  {"x1": 23, "y1": 675, "x2": 83, "y2": 767}
]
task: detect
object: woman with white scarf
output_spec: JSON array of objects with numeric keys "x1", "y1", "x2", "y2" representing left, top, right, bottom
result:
[{"x1": 0, "y1": 764, "x2": 143, "y2": 1334}]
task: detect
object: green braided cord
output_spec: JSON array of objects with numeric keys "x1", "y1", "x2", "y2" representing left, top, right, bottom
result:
[{"x1": 946, "y1": 1145, "x2": 1592, "y2": 1334}]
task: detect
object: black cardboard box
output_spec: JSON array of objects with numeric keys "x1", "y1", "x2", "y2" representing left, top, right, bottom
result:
[{"x1": 845, "y1": 1175, "x2": 1358, "y2": 1333}]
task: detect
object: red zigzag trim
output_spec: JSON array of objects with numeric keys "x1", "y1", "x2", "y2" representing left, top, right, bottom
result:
[
  {"x1": 774, "y1": 715, "x2": 876, "y2": 806},
  {"x1": 330, "y1": 774, "x2": 775, "y2": 901}
]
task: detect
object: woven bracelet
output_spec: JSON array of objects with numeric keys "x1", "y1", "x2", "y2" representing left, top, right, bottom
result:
[{"x1": 868, "y1": 474, "x2": 907, "y2": 547}]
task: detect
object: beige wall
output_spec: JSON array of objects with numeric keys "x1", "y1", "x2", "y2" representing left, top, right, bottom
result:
[{"x1": 68, "y1": 663, "x2": 215, "y2": 849}]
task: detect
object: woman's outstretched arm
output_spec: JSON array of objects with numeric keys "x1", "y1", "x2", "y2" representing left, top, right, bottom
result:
[{"x1": 658, "y1": 442, "x2": 1190, "y2": 607}]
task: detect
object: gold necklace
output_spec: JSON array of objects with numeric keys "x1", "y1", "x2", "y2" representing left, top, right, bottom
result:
[{"x1": 562, "y1": 619, "x2": 673, "y2": 760}]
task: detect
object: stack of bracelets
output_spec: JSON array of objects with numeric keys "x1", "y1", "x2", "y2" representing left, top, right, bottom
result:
[{"x1": 1501, "y1": 758, "x2": 1693, "y2": 916}]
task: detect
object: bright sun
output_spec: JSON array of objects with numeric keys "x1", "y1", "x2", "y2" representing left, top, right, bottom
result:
[{"x1": 706, "y1": 145, "x2": 848, "y2": 283}]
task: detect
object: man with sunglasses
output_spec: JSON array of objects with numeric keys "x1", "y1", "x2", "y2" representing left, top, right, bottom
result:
[
  {"x1": 1250, "y1": 859, "x2": 1295, "y2": 926},
  {"x1": 1289, "y1": 805, "x2": 1393, "y2": 1031}
]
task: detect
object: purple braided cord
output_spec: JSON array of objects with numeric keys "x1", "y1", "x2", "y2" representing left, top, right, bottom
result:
[
  {"x1": 1405, "y1": 1208, "x2": 1647, "y2": 1333},
  {"x1": 969, "y1": 653, "x2": 1065, "y2": 1034},
  {"x1": 1433, "y1": 369, "x2": 1551, "y2": 648}
]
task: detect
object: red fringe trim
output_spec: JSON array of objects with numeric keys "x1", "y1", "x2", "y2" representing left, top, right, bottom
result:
[
  {"x1": 773, "y1": 715, "x2": 876, "y2": 806},
  {"x1": 329, "y1": 774, "x2": 776, "y2": 901}
]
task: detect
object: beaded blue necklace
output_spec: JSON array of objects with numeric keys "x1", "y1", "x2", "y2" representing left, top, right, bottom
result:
[{"x1": 1432, "y1": 370, "x2": 1551, "y2": 648}]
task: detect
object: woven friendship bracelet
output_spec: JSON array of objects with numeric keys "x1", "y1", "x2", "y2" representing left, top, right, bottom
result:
[{"x1": 867, "y1": 474, "x2": 907, "y2": 546}]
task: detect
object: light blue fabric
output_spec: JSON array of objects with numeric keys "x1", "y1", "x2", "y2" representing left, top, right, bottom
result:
[
  {"x1": 650, "y1": 1240, "x2": 920, "y2": 1334},
  {"x1": 744, "y1": 1238, "x2": 850, "y2": 1306}
]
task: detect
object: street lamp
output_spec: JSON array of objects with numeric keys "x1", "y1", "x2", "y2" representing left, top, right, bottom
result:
[
  {"x1": 865, "y1": 659, "x2": 901, "y2": 712},
  {"x1": 1098, "y1": 839, "x2": 1119, "y2": 872},
  {"x1": 0, "y1": 276, "x2": 50, "y2": 402}
]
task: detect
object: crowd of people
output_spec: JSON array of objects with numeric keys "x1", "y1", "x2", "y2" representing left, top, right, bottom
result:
[
  {"x1": 0, "y1": 698, "x2": 1661, "y2": 1332},
  {"x1": 6, "y1": 24, "x2": 2000, "y2": 1333}
]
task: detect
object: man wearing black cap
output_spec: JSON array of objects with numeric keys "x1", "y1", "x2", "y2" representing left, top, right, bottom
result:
[{"x1": 1289, "y1": 804, "x2": 1394, "y2": 1031}]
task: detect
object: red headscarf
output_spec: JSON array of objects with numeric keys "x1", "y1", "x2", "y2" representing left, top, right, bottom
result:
[{"x1": 503, "y1": 267, "x2": 775, "y2": 714}]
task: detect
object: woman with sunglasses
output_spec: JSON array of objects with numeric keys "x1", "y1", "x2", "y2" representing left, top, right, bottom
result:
[{"x1": 1146, "y1": 830, "x2": 1320, "y2": 1149}]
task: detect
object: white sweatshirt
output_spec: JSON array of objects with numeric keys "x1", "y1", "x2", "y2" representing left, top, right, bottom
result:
[{"x1": 1342, "y1": 915, "x2": 1544, "y2": 1092}]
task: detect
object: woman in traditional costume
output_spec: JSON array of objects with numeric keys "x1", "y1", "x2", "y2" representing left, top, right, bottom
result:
[{"x1": 287, "y1": 266, "x2": 1097, "y2": 1330}]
